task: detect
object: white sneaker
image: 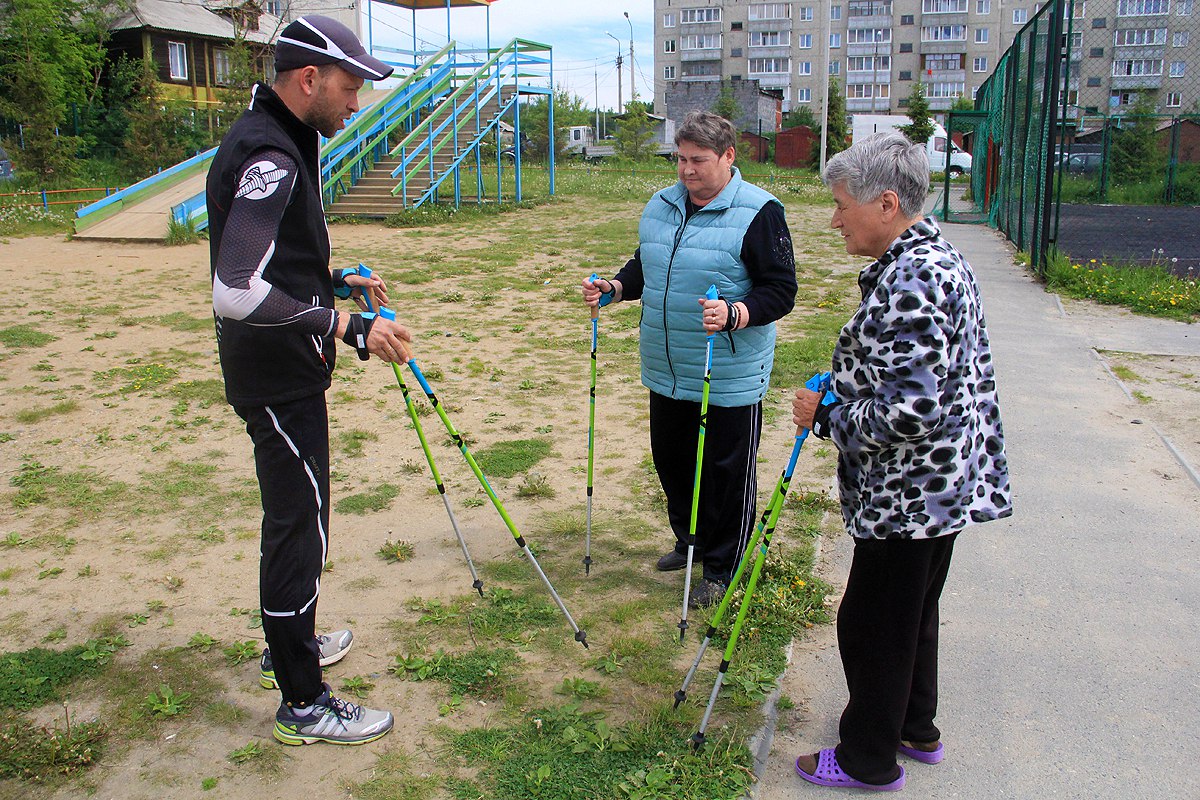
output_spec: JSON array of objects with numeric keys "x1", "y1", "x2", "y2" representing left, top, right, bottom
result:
[
  {"x1": 259, "y1": 630, "x2": 354, "y2": 689},
  {"x1": 273, "y1": 683, "x2": 393, "y2": 746}
]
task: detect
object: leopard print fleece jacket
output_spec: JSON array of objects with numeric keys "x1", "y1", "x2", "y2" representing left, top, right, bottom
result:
[{"x1": 825, "y1": 218, "x2": 1012, "y2": 540}]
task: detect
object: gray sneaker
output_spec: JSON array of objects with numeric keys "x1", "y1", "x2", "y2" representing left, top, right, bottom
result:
[
  {"x1": 274, "y1": 683, "x2": 393, "y2": 746},
  {"x1": 260, "y1": 630, "x2": 354, "y2": 689}
]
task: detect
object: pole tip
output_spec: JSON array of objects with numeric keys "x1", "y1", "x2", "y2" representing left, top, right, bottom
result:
[
  {"x1": 583, "y1": 555, "x2": 592, "y2": 576},
  {"x1": 472, "y1": 579, "x2": 484, "y2": 597},
  {"x1": 575, "y1": 630, "x2": 589, "y2": 649},
  {"x1": 672, "y1": 690, "x2": 686, "y2": 709},
  {"x1": 690, "y1": 731, "x2": 706, "y2": 751}
]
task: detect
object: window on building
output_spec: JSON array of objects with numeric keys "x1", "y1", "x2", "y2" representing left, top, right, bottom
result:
[
  {"x1": 1071, "y1": 31, "x2": 1083, "y2": 48},
  {"x1": 214, "y1": 48, "x2": 231, "y2": 84},
  {"x1": 1013, "y1": 8, "x2": 1028, "y2": 23},
  {"x1": 1090, "y1": 46, "x2": 1105, "y2": 56},
  {"x1": 798, "y1": 33, "x2": 814, "y2": 48},
  {"x1": 664, "y1": 65, "x2": 677, "y2": 79},
  {"x1": 976, "y1": 0, "x2": 991, "y2": 12},
  {"x1": 849, "y1": 1, "x2": 894, "y2": 16},
  {"x1": 1114, "y1": 27, "x2": 1167, "y2": 44},
  {"x1": 750, "y1": 57, "x2": 791, "y2": 73},
  {"x1": 799, "y1": 60, "x2": 813, "y2": 75},
  {"x1": 975, "y1": 27, "x2": 990, "y2": 42},
  {"x1": 800, "y1": 6, "x2": 815, "y2": 20},
  {"x1": 266, "y1": 0, "x2": 283, "y2": 15},
  {"x1": 1112, "y1": 57, "x2": 1164, "y2": 75},
  {"x1": 829, "y1": 59, "x2": 842, "y2": 74},
  {"x1": 681, "y1": 34, "x2": 722, "y2": 50},
  {"x1": 847, "y1": 55, "x2": 891, "y2": 70},
  {"x1": 664, "y1": 39, "x2": 676, "y2": 53},
  {"x1": 901, "y1": 14, "x2": 915, "y2": 23},
  {"x1": 973, "y1": 56, "x2": 989, "y2": 71},
  {"x1": 972, "y1": 86, "x2": 979, "y2": 98},
  {"x1": 1179, "y1": 0, "x2": 1193, "y2": 13},
  {"x1": 831, "y1": 5, "x2": 843, "y2": 19},
  {"x1": 1169, "y1": 60, "x2": 1186, "y2": 76},
  {"x1": 848, "y1": 28, "x2": 891, "y2": 43},
  {"x1": 1087, "y1": 75, "x2": 1102, "y2": 85},
  {"x1": 922, "y1": 24, "x2": 967, "y2": 40},
  {"x1": 750, "y1": 3, "x2": 792, "y2": 20},
  {"x1": 1092, "y1": 16, "x2": 1108, "y2": 26},
  {"x1": 1066, "y1": 1, "x2": 1087, "y2": 17},
  {"x1": 925, "y1": 52, "x2": 963, "y2": 70},
  {"x1": 830, "y1": 32, "x2": 843, "y2": 47},
  {"x1": 168, "y1": 41, "x2": 188, "y2": 80},
  {"x1": 1173, "y1": 30, "x2": 1190, "y2": 45},
  {"x1": 926, "y1": 81, "x2": 966, "y2": 97},
  {"x1": 1167, "y1": 90, "x2": 1182, "y2": 105},
  {"x1": 798, "y1": 87, "x2": 813, "y2": 102},
  {"x1": 923, "y1": 0, "x2": 968, "y2": 12},
  {"x1": 664, "y1": 13, "x2": 677, "y2": 27},
  {"x1": 900, "y1": 69, "x2": 913, "y2": 79},
  {"x1": 750, "y1": 30, "x2": 791, "y2": 46},
  {"x1": 1110, "y1": 89, "x2": 1140, "y2": 105},
  {"x1": 900, "y1": 42, "x2": 914, "y2": 52},
  {"x1": 731, "y1": 21, "x2": 744, "y2": 30},
  {"x1": 681, "y1": 61, "x2": 722, "y2": 78},
  {"x1": 1117, "y1": 0, "x2": 1170, "y2": 15},
  {"x1": 732, "y1": 47, "x2": 744, "y2": 56},
  {"x1": 681, "y1": 8, "x2": 722, "y2": 23}
]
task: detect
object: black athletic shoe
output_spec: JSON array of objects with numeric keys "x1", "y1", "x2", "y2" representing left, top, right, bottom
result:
[
  {"x1": 656, "y1": 550, "x2": 691, "y2": 571},
  {"x1": 688, "y1": 579, "x2": 728, "y2": 609}
]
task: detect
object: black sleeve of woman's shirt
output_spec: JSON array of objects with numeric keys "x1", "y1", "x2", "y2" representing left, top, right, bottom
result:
[
  {"x1": 612, "y1": 247, "x2": 645, "y2": 301},
  {"x1": 739, "y1": 203, "x2": 798, "y2": 326}
]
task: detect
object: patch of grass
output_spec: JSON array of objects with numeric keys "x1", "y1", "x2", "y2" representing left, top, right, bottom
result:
[
  {"x1": 1111, "y1": 365, "x2": 1141, "y2": 382},
  {"x1": 347, "y1": 747, "x2": 442, "y2": 800},
  {"x1": 0, "y1": 325, "x2": 57, "y2": 349},
  {"x1": 335, "y1": 428, "x2": 378, "y2": 457},
  {"x1": 155, "y1": 312, "x2": 212, "y2": 333},
  {"x1": 474, "y1": 438, "x2": 553, "y2": 478},
  {"x1": 170, "y1": 379, "x2": 225, "y2": 407},
  {"x1": 377, "y1": 539, "x2": 415, "y2": 564},
  {"x1": 447, "y1": 703, "x2": 754, "y2": 800},
  {"x1": 13, "y1": 400, "x2": 79, "y2": 424},
  {"x1": 516, "y1": 473, "x2": 556, "y2": 499},
  {"x1": 10, "y1": 459, "x2": 127, "y2": 514},
  {"x1": 335, "y1": 483, "x2": 400, "y2": 514},
  {"x1": 1045, "y1": 249, "x2": 1200, "y2": 321},
  {"x1": 0, "y1": 637, "x2": 127, "y2": 711},
  {"x1": 0, "y1": 712, "x2": 106, "y2": 784},
  {"x1": 165, "y1": 217, "x2": 200, "y2": 245},
  {"x1": 94, "y1": 362, "x2": 179, "y2": 394},
  {"x1": 391, "y1": 647, "x2": 520, "y2": 699}
]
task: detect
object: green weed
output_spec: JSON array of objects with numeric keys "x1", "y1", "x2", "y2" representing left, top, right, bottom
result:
[
  {"x1": 144, "y1": 684, "x2": 191, "y2": 717},
  {"x1": 1045, "y1": 249, "x2": 1200, "y2": 321},
  {"x1": 0, "y1": 713, "x2": 105, "y2": 783},
  {"x1": 516, "y1": 473, "x2": 556, "y2": 499},
  {"x1": 14, "y1": 400, "x2": 79, "y2": 424},
  {"x1": 335, "y1": 483, "x2": 400, "y2": 514},
  {"x1": 391, "y1": 647, "x2": 520, "y2": 699},
  {"x1": 0, "y1": 638, "x2": 126, "y2": 711},
  {"x1": 346, "y1": 747, "x2": 442, "y2": 800},
  {"x1": 10, "y1": 459, "x2": 127, "y2": 515},
  {"x1": 0, "y1": 325, "x2": 57, "y2": 349},
  {"x1": 475, "y1": 438, "x2": 553, "y2": 478},
  {"x1": 336, "y1": 428, "x2": 378, "y2": 457},
  {"x1": 377, "y1": 539, "x2": 415, "y2": 564}
]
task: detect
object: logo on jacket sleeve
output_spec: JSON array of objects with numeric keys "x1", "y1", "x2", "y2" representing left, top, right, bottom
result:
[{"x1": 235, "y1": 160, "x2": 290, "y2": 200}]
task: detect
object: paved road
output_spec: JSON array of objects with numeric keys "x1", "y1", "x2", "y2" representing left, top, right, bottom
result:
[{"x1": 755, "y1": 223, "x2": 1200, "y2": 799}]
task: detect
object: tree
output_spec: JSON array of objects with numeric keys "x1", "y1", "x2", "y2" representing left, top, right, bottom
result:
[
  {"x1": 0, "y1": 0, "x2": 106, "y2": 181},
  {"x1": 950, "y1": 95, "x2": 975, "y2": 113},
  {"x1": 1109, "y1": 92, "x2": 1162, "y2": 185},
  {"x1": 782, "y1": 106, "x2": 818, "y2": 130},
  {"x1": 712, "y1": 81, "x2": 742, "y2": 124},
  {"x1": 814, "y1": 78, "x2": 848, "y2": 163},
  {"x1": 614, "y1": 100, "x2": 656, "y2": 160},
  {"x1": 899, "y1": 83, "x2": 936, "y2": 145},
  {"x1": 519, "y1": 88, "x2": 593, "y2": 160}
]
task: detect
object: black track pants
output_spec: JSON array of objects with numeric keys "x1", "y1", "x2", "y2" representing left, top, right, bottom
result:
[
  {"x1": 235, "y1": 394, "x2": 328, "y2": 708},
  {"x1": 834, "y1": 533, "x2": 958, "y2": 785},
  {"x1": 648, "y1": 391, "x2": 761, "y2": 585}
]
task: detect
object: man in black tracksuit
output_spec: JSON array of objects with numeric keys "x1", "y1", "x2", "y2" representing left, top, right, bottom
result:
[{"x1": 208, "y1": 15, "x2": 411, "y2": 746}]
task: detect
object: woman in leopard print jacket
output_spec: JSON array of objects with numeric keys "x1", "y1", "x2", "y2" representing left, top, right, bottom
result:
[{"x1": 792, "y1": 132, "x2": 1012, "y2": 793}]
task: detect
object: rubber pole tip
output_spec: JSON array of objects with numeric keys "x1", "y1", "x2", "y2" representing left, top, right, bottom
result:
[
  {"x1": 472, "y1": 580, "x2": 484, "y2": 597},
  {"x1": 575, "y1": 630, "x2": 589, "y2": 649},
  {"x1": 583, "y1": 555, "x2": 592, "y2": 576},
  {"x1": 673, "y1": 690, "x2": 687, "y2": 709},
  {"x1": 690, "y1": 731, "x2": 706, "y2": 751}
]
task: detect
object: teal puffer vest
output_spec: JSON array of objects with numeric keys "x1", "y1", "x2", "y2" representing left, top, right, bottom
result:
[{"x1": 638, "y1": 168, "x2": 780, "y2": 407}]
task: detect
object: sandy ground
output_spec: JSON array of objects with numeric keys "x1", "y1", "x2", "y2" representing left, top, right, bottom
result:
[{"x1": 1, "y1": 209, "x2": 1195, "y2": 800}]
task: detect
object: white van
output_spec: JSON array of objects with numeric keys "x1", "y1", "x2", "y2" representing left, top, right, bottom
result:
[{"x1": 851, "y1": 114, "x2": 973, "y2": 175}]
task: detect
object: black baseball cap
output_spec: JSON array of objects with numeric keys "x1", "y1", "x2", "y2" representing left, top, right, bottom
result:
[{"x1": 274, "y1": 15, "x2": 394, "y2": 81}]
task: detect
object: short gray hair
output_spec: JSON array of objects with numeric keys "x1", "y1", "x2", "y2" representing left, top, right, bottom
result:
[
  {"x1": 822, "y1": 132, "x2": 929, "y2": 218},
  {"x1": 675, "y1": 111, "x2": 738, "y2": 157}
]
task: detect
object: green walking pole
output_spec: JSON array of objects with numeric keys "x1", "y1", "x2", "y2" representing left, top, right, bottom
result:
[{"x1": 679, "y1": 284, "x2": 720, "y2": 645}]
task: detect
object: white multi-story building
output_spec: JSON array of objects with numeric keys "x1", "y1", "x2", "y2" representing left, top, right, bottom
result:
[{"x1": 653, "y1": 0, "x2": 1199, "y2": 122}]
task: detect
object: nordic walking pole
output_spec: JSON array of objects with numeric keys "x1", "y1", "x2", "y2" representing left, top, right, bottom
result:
[
  {"x1": 679, "y1": 284, "x2": 720, "y2": 645},
  {"x1": 399, "y1": 341, "x2": 590, "y2": 649},
  {"x1": 376, "y1": 305, "x2": 484, "y2": 596},
  {"x1": 688, "y1": 373, "x2": 835, "y2": 751},
  {"x1": 584, "y1": 273, "x2": 615, "y2": 576}
]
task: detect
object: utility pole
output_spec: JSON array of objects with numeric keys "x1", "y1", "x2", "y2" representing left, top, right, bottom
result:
[
  {"x1": 625, "y1": 11, "x2": 636, "y2": 102},
  {"x1": 595, "y1": 68, "x2": 601, "y2": 139},
  {"x1": 607, "y1": 31, "x2": 623, "y2": 110},
  {"x1": 819, "y1": 0, "x2": 830, "y2": 173}
]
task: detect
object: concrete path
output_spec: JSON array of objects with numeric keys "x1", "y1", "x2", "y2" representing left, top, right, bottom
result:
[{"x1": 754, "y1": 223, "x2": 1200, "y2": 800}]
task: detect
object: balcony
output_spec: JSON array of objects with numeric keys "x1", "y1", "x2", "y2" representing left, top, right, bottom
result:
[
  {"x1": 847, "y1": 70, "x2": 893, "y2": 84},
  {"x1": 749, "y1": 74, "x2": 793, "y2": 89},
  {"x1": 748, "y1": 18, "x2": 794, "y2": 31},
  {"x1": 1110, "y1": 74, "x2": 1162, "y2": 89},
  {"x1": 747, "y1": 45, "x2": 793, "y2": 59},
  {"x1": 680, "y1": 49, "x2": 723, "y2": 62},
  {"x1": 848, "y1": 42, "x2": 893, "y2": 56},
  {"x1": 924, "y1": 68, "x2": 967, "y2": 82},
  {"x1": 847, "y1": 97, "x2": 893, "y2": 111}
]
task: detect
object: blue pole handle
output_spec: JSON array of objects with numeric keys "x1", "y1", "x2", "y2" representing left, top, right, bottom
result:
[
  {"x1": 356, "y1": 263, "x2": 376, "y2": 312},
  {"x1": 590, "y1": 272, "x2": 614, "y2": 308},
  {"x1": 705, "y1": 284, "x2": 719, "y2": 301}
]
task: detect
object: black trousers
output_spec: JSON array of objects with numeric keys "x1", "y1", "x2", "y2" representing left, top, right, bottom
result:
[
  {"x1": 235, "y1": 394, "x2": 329, "y2": 708},
  {"x1": 835, "y1": 533, "x2": 958, "y2": 785},
  {"x1": 648, "y1": 392, "x2": 761, "y2": 585}
]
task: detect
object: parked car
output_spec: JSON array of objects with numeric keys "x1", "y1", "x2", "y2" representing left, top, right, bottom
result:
[
  {"x1": 0, "y1": 146, "x2": 13, "y2": 180},
  {"x1": 1064, "y1": 152, "x2": 1103, "y2": 174}
]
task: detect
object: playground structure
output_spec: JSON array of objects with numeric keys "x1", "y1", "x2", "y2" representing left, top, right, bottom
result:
[{"x1": 73, "y1": 0, "x2": 553, "y2": 240}]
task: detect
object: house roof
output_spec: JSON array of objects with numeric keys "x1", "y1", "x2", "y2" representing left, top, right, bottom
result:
[{"x1": 109, "y1": 0, "x2": 283, "y2": 45}]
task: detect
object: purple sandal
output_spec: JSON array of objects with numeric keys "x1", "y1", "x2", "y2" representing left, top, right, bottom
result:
[
  {"x1": 898, "y1": 741, "x2": 944, "y2": 764},
  {"x1": 795, "y1": 748, "x2": 906, "y2": 792}
]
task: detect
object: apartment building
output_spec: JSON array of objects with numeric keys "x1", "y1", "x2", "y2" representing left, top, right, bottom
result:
[{"x1": 653, "y1": 0, "x2": 1200, "y2": 123}]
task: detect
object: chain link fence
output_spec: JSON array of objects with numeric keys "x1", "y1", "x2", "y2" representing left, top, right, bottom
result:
[{"x1": 953, "y1": 0, "x2": 1200, "y2": 277}]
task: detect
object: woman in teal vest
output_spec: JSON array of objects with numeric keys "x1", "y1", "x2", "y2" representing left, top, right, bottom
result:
[{"x1": 582, "y1": 111, "x2": 797, "y2": 607}]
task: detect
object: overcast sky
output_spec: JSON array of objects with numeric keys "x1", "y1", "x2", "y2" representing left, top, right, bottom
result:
[{"x1": 361, "y1": 0, "x2": 656, "y2": 111}]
